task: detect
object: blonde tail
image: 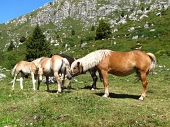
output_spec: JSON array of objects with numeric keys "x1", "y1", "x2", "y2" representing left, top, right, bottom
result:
[
  {"x1": 147, "y1": 53, "x2": 157, "y2": 73},
  {"x1": 11, "y1": 64, "x2": 17, "y2": 76}
]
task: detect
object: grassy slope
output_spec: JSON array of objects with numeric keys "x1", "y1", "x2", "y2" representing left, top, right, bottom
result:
[{"x1": 0, "y1": 59, "x2": 170, "y2": 126}]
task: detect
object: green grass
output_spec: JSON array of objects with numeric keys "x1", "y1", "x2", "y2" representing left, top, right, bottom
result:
[{"x1": 1, "y1": 55, "x2": 170, "y2": 126}]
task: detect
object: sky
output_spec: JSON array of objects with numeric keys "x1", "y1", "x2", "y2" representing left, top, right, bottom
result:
[{"x1": 0, "y1": 0, "x2": 52, "y2": 24}]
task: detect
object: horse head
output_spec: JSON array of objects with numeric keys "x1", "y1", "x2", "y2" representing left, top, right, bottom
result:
[{"x1": 71, "y1": 60, "x2": 84, "y2": 77}]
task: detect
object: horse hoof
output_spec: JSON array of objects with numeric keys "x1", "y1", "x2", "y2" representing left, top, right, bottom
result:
[
  {"x1": 102, "y1": 94, "x2": 109, "y2": 98},
  {"x1": 57, "y1": 91, "x2": 62, "y2": 94},
  {"x1": 91, "y1": 88, "x2": 94, "y2": 91},
  {"x1": 139, "y1": 96, "x2": 144, "y2": 101}
]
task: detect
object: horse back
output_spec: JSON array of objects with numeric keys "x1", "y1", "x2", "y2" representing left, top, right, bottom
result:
[
  {"x1": 14, "y1": 61, "x2": 31, "y2": 74},
  {"x1": 39, "y1": 57, "x2": 50, "y2": 68},
  {"x1": 58, "y1": 54, "x2": 75, "y2": 65},
  {"x1": 97, "y1": 50, "x2": 151, "y2": 76},
  {"x1": 50, "y1": 55, "x2": 63, "y2": 71}
]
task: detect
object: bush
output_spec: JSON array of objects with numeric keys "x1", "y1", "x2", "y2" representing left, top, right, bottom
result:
[
  {"x1": 7, "y1": 41, "x2": 15, "y2": 51},
  {"x1": 95, "y1": 20, "x2": 112, "y2": 40},
  {"x1": 71, "y1": 29, "x2": 75, "y2": 35},
  {"x1": 20, "y1": 36, "x2": 26, "y2": 43}
]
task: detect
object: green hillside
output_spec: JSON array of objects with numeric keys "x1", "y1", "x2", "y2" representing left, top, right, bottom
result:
[{"x1": 0, "y1": 1, "x2": 170, "y2": 69}]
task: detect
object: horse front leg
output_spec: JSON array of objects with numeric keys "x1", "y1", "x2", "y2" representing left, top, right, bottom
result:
[
  {"x1": 19, "y1": 73, "x2": 25, "y2": 90},
  {"x1": 89, "y1": 68, "x2": 98, "y2": 90},
  {"x1": 101, "y1": 70, "x2": 109, "y2": 97},
  {"x1": 31, "y1": 72, "x2": 36, "y2": 91},
  {"x1": 139, "y1": 72, "x2": 148, "y2": 100},
  {"x1": 37, "y1": 78, "x2": 40, "y2": 90}
]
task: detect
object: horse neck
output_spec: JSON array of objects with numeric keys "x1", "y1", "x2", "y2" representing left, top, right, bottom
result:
[
  {"x1": 30, "y1": 62, "x2": 38, "y2": 72},
  {"x1": 32, "y1": 57, "x2": 44, "y2": 67},
  {"x1": 80, "y1": 50, "x2": 111, "y2": 71}
]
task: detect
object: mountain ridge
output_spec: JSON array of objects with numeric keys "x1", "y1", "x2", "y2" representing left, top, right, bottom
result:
[{"x1": 0, "y1": 0, "x2": 169, "y2": 53}]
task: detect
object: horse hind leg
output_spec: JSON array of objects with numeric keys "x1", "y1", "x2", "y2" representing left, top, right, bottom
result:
[
  {"x1": 31, "y1": 72, "x2": 36, "y2": 91},
  {"x1": 60, "y1": 73, "x2": 65, "y2": 90},
  {"x1": 37, "y1": 79, "x2": 41, "y2": 90},
  {"x1": 12, "y1": 73, "x2": 18, "y2": 90},
  {"x1": 139, "y1": 72, "x2": 148, "y2": 100},
  {"x1": 54, "y1": 72, "x2": 62, "y2": 93},
  {"x1": 46, "y1": 76, "x2": 50, "y2": 91},
  {"x1": 100, "y1": 70, "x2": 109, "y2": 98}
]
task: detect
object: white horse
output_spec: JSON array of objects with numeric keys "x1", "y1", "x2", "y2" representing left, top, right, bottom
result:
[
  {"x1": 11, "y1": 57, "x2": 44, "y2": 90},
  {"x1": 37, "y1": 55, "x2": 72, "y2": 93}
]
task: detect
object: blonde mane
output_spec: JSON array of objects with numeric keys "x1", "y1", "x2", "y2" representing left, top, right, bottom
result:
[
  {"x1": 32, "y1": 57, "x2": 45, "y2": 67},
  {"x1": 72, "y1": 49, "x2": 112, "y2": 72}
]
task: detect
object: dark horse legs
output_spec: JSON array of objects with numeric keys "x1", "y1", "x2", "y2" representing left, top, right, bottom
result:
[
  {"x1": 67, "y1": 67, "x2": 99, "y2": 90},
  {"x1": 88, "y1": 67, "x2": 99, "y2": 90}
]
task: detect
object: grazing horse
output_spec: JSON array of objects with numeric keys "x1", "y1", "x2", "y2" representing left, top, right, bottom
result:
[
  {"x1": 58, "y1": 54, "x2": 99, "y2": 90},
  {"x1": 11, "y1": 57, "x2": 44, "y2": 90},
  {"x1": 37, "y1": 55, "x2": 72, "y2": 93},
  {"x1": 70, "y1": 49, "x2": 156, "y2": 100}
]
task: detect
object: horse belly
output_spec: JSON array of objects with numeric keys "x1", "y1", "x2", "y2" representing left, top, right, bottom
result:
[
  {"x1": 43, "y1": 69, "x2": 54, "y2": 76},
  {"x1": 22, "y1": 68, "x2": 31, "y2": 75},
  {"x1": 109, "y1": 69, "x2": 135, "y2": 76}
]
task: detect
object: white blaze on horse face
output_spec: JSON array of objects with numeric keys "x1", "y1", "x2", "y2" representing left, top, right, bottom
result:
[{"x1": 38, "y1": 68, "x2": 43, "y2": 81}]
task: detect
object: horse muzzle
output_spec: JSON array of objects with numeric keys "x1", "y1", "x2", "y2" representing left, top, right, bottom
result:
[{"x1": 66, "y1": 74, "x2": 72, "y2": 80}]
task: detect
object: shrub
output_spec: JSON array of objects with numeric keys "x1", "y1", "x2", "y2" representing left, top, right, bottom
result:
[
  {"x1": 95, "y1": 20, "x2": 112, "y2": 40},
  {"x1": 20, "y1": 36, "x2": 26, "y2": 43}
]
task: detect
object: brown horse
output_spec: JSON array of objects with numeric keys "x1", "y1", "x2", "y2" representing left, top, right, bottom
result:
[
  {"x1": 11, "y1": 57, "x2": 44, "y2": 90},
  {"x1": 37, "y1": 55, "x2": 72, "y2": 93},
  {"x1": 70, "y1": 49, "x2": 156, "y2": 100}
]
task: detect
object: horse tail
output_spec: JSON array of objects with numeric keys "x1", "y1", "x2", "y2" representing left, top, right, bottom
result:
[
  {"x1": 62, "y1": 58, "x2": 72, "y2": 80},
  {"x1": 11, "y1": 64, "x2": 17, "y2": 76},
  {"x1": 147, "y1": 53, "x2": 157, "y2": 73},
  {"x1": 62, "y1": 58, "x2": 70, "y2": 67}
]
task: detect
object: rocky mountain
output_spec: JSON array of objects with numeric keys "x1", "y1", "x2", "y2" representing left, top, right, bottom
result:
[{"x1": 0, "y1": 0, "x2": 169, "y2": 51}]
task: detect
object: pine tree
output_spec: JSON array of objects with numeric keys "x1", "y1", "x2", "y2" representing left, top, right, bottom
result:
[
  {"x1": 95, "y1": 20, "x2": 112, "y2": 40},
  {"x1": 25, "y1": 24, "x2": 51, "y2": 61},
  {"x1": 91, "y1": 25, "x2": 95, "y2": 31},
  {"x1": 20, "y1": 36, "x2": 26, "y2": 43},
  {"x1": 7, "y1": 41, "x2": 15, "y2": 51},
  {"x1": 71, "y1": 29, "x2": 75, "y2": 35}
]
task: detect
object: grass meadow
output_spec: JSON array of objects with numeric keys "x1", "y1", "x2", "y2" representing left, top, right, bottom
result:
[{"x1": 0, "y1": 55, "x2": 170, "y2": 127}]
